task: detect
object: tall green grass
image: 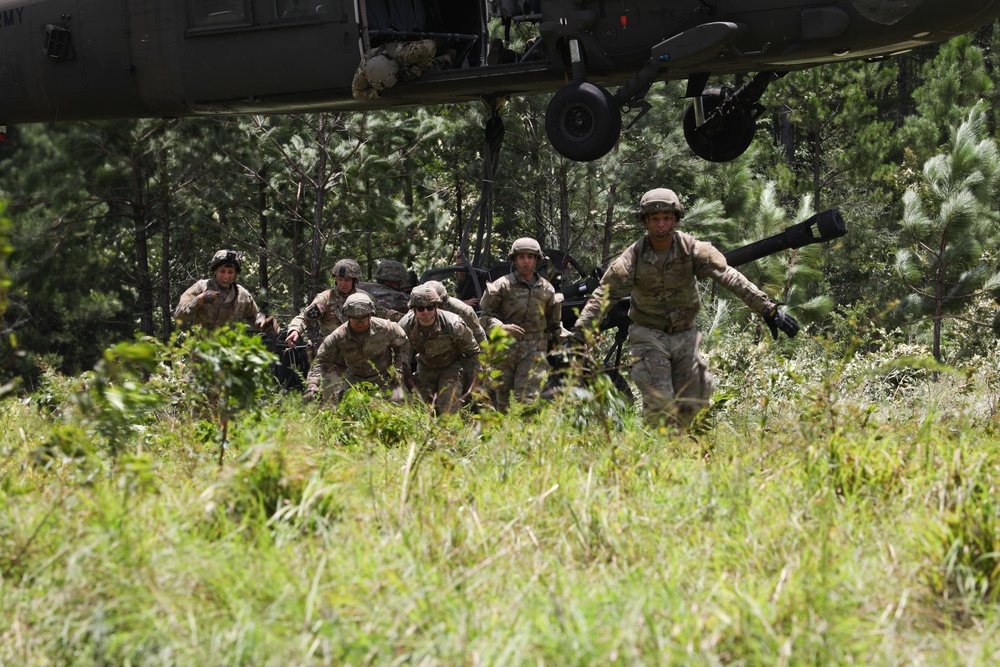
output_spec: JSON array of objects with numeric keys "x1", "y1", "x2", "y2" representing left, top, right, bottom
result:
[{"x1": 2, "y1": 330, "x2": 999, "y2": 665}]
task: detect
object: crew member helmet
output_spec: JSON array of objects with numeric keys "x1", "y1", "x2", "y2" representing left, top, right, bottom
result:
[
  {"x1": 209, "y1": 249, "x2": 243, "y2": 273},
  {"x1": 637, "y1": 188, "x2": 685, "y2": 221},
  {"x1": 365, "y1": 54, "x2": 399, "y2": 91},
  {"x1": 507, "y1": 237, "x2": 545, "y2": 262},
  {"x1": 408, "y1": 285, "x2": 440, "y2": 308},
  {"x1": 425, "y1": 280, "x2": 449, "y2": 300},
  {"x1": 332, "y1": 258, "x2": 362, "y2": 281},
  {"x1": 375, "y1": 260, "x2": 408, "y2": 284},
  {"x1": 344, "y1": 292, "x2": 376, "y2": 318}
]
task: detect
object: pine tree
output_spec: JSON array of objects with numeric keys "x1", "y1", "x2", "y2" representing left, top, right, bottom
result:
[{"x1": 893, "y1": 106, "x2": 1000, "y2": 362}]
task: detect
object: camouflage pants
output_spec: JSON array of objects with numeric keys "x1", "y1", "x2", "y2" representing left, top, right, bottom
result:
[
  {"x1": 629, "y1": 324, "x2": 714, "y2": 429},
  {"x1": 415, "y1": 360, "x2": 466, "y2": 414},
  {"x1": 494, "y1": 338, "x2": 549, "y2": 412}
]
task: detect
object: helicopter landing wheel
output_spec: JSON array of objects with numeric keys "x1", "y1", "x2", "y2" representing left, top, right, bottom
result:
[
  {"x1": 683, "y1": 87, "x2": 757, "y2": 162},
  {"x1": 545, "y1": 82, "x2": 622, "y2": 162}
]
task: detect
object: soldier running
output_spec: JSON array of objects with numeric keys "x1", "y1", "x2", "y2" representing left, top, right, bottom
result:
[
  {"x1": 398, "y1": 285, "x2": 481, "y2": 414},
  {"x1": 572, "y1": 188, "x2": 799, "y2": 429},
  {"x1": 174, "y1": 249, "x2": 279, "y2": 333},
  {"x1": 304, "y1": 293, "x2": 410, "y2": 404},
  {"x1": 479, "y1": 237, "x2": 563, "y2": 412}
]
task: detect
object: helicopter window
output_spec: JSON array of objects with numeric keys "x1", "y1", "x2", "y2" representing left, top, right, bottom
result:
[
  {"x1": 274, "y1": 0, "x2": 336, "y2": 18},
  {"x1": 190, "y1": 0, "x2": 249, "y2": 27}
]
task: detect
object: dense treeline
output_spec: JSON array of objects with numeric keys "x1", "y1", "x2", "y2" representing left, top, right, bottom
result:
[{"x1": 3, "y1": 24, "x2": 1000, "y2": 388}]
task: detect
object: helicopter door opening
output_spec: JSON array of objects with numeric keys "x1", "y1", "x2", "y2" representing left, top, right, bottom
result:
[{"x1": 359, "y1": 0, "x2": 484, "y2": 66}]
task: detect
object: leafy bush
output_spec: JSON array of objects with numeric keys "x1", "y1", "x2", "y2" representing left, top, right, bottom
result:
[{"x1": 176, "y1": 325, "x2": 278, "y2": 464}]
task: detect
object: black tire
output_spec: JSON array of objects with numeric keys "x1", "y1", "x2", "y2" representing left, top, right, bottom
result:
[
  {"x1": 683, "y1": 87, "x2": 756, "y2": 162},
  {"x1": 545, "y1": 82, "x2": 622, "y2": 162}
]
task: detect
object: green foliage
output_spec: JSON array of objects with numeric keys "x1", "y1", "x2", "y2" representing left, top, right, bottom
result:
[
  {"x1": 6, "y1": 346, "x2": 1000, "y2": 663},
  {"x1": 0, "y1": 199, "x2": 16, "y2": 398},
  {"x1": 923, "y1": 449, "x2": 1000, "y2": 612},
  {"x1": 900, "y1": 33, "x2": 995, "y2": 163},
  {"x1": 27, "y1": 340, "x2": 165, "y2": 462},
  {"x1": 179, "y1": 325, "x2": 278, "y2": 463},
  {"x1": 892, "y1": 105, "x2": 1000, "y2": 361}
]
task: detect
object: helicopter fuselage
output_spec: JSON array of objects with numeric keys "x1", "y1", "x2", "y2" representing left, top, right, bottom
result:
[{"x1": 2, "y1": 0, "x2": 999, "y2": 160}]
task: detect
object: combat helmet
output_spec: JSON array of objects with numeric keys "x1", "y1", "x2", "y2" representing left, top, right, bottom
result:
[
  {"x1": 209, "y1": 249, "x2": 243, "y2": 273},
  {"x1": 507, "y1": 237, "x2": 545, "y2": 262},
  {"x1": 365, "y1": 54, "x2": 399, "y2": 91},
  {"x1": 408, "y1": 285, "x2": 440, "y2": 309},
  {"x1": 375, "y1": 260, "x2": 408, "y2": 285},
  {"x1": 636, "y1": 188, "x2": 685, "y2": 221},
  {"x1": 425, "y1": 280, "x2": 449, "y2": 300},
  {"x1": 343, "y1": 292, "x2": 376, "y2": 318},
  {"x1": 332, "y1": 258, "x2": 362, "y2": 281}
]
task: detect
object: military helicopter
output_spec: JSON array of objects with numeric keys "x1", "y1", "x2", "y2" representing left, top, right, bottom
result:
[{"x1": 2, "y1": 0, "x2": 999, "y2": 162}]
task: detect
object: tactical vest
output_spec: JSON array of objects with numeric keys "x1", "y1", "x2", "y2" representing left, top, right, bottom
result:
[{"x1": 627, "y1": 232, "x2": 706, "y2": 332}]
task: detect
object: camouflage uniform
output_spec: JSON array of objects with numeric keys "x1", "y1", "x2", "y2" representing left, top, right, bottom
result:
[
  {"x1": 359, "y1": 260, "x2": 410, "y2": 320},
  {"x1": 480, "y1": 268, "x2": 562, "y2": 412},
  {"x1": 426, "y1": 280, "x2": 487, "y2": 343},
  {"x1": 358, "y1": 282, "x2": 409, "y2": 320},
  {"x1": 352, "y1": 40, "x2": 437, "y2": 101},
  {"x1": 174, "y1": 278, "x2": 262, "y2": 330},
  {"x1": 398, "y1": 308, "x2": 481, "y2": 414},
  {"x1": 440, "y1": 295, "x2": 486, "y2": 343},
  {"x1": 575, "y1": 229, "x2": 777, "y2": 428},
  {"x1": 286, "y1": 286, "x2": 376, "y2": 342},
  {"x1": 306, "y1": 316, "x2": 410, "y2": 403}
]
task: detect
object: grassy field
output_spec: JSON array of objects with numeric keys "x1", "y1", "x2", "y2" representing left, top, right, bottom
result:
[{"x1": 1, "y1": 327, "x2": 999, "y2": 666}]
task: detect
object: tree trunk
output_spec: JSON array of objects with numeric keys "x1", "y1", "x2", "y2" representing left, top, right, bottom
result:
[
  {"x1": 780, "y1": 106, "x2": 795, "y2": 165},
  {"x1": 454, "y1": 167, "x2": 464, "y2": 253},
  {"x1": 558, "y1": 160, "x2": 570, "y2": 251},
  {"x1": 311, "y1": 115, "x2": 328, "y2": 298},
  {"x1": 158, "y1": 147, "x2": 172, "y2": 341},
  {"x1": 292, "y1": 182, "x2": 303, "y2": 309},
  {"x1": 601, "y1": 182, "x2": 618, "y2": 268},
  {"x1": 257, "y1": 164, "x2": 269, "y2": 311},
  {"x1": 811, "y1": 130, "x2": 822, "y2": 210},
  {"x1": 131, "y1": 151, "x2": 154, "y2": 337}
]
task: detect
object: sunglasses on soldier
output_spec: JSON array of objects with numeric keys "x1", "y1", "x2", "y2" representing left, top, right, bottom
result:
[{"x1": 414, "y1": 305, "x2": 436, "y2": 313}]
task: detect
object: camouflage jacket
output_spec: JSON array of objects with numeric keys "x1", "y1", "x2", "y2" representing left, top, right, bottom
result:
[
  {"x1": 398, "y1": 309, "x2": 481, "y2": 370},
  {"x1": 575, "y1": 231, "x2": 775, "y2": 333},
  {"x1": 287, "y1": 287, "x2": 382, "y2": 341},
  {"x1": 439, "y1": 296, "x2": 487, "y2": 343},
  {"x1": 358, "y1": 281, "x2": 409, "y2": 321},
  {"x1": 479, "y1": 272, "x2": 563, "y2": 341},
  {"x1": 174, "y1": 278, "x2": 261, "y2": 330},
  {"x1": 306, "y1": 317, "x2": 410, "y2": 388}
]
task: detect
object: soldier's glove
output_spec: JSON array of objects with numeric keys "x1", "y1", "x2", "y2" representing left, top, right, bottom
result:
[
  {"x1": 202, "y1": 290, "x2": 218, "y2": 304},
  {"x1": 390, "y1": 384, "x2": 406, "y2": 404},
  {"x1": 763, "y1": 307, "x2": 800, "y2": 339},
  {"x1": 500, "y1": 323, "x2": 525, "y2": 340},
  {"x1": 303, "y1": 386, "x2": 318, "y2": 403},
  {"x1": 260, "y1": 316, "x2": 279, "y2": 334}
]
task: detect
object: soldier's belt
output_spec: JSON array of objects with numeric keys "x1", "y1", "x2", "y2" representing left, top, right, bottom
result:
[
  {"x1": 417, "y1": 351, "x2": 460, "y2": 368},
  {"x1": 634, "y1": 319, "x2": 694, "y2": 335}
]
